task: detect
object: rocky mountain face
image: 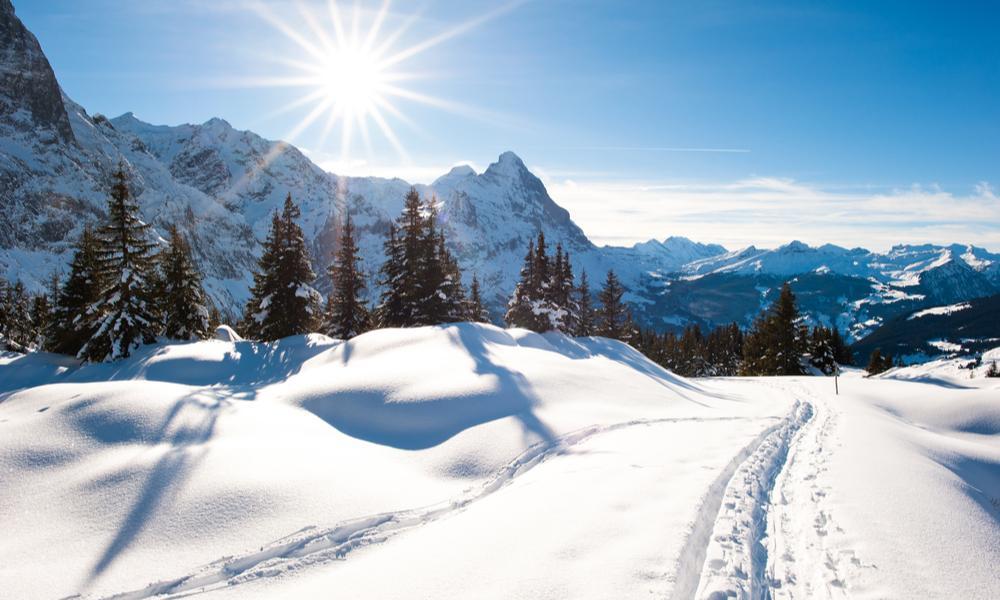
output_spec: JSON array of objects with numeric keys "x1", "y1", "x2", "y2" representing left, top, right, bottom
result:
[
  {"x1": 0, "y1": 0, "x2": 72, "y2": 144},
  {"x1": 0, "y1": 0, "x2": 997, "y2": 345}
]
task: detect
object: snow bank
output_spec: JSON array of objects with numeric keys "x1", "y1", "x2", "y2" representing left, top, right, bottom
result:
[
  {"x1": 0, "y1": 323, "x2": 780, "y2": 599},
  {"x1": 2, "y1": 325, "x2": 996, "y2": 599}
]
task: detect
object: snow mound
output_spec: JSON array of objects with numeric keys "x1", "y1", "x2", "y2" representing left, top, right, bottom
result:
[
  {"x1": 880, "y1": 345, "x2": 1000, "y2": 383},
  {"x1": 0, "y1": 323, "x2": 764, "y2": 599},
  {"x1": 213, "y1": 324, "x2": 243, "y2": 342}
]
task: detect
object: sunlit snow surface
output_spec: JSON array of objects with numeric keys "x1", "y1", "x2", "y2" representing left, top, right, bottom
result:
[{"x1": 0, "y1": 324, "x2": 997, "y2": 599}]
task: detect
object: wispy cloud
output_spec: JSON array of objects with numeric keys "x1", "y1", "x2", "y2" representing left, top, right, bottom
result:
[
  {"x1": 540, "y1": 175, "x2": 1000, "y2": 252},
  {"x1": 558, "y1": 146, "x2": 751, "y2": 154}
]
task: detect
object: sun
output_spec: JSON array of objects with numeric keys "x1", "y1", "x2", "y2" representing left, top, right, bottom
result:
[
  {"x1": 318, "y1": 46, "x2": 385, "y2": 116},
  {"x1": 244, "y1": 0, "x2": 525, "y2": 166}
]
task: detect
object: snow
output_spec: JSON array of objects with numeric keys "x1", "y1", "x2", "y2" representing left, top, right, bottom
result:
[
  {"x1": 1, "y1": 326, "x2": 998, "y2": 599},
  {"x1": 213, "y1": 324, "x2": 242, "y2": 342},
  {"x1": 928, "y1": 339, "x2": 963, "y2": 353},
  {"x1": 908, "y1": 302, "x2": 972, "y2": 320}
]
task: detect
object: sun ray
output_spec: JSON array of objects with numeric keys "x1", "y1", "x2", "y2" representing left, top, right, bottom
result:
[
  {"x1": 326, "y1": 0, "x2": 348, "y2": 51},
  {"x1": 252, "y1": 2, "x2": 327, "y2": 62},
  {"x1": 368, "y1": 103, "x2": 409, "y2": 161},
  {"x1": 362, "y1": 0, "x2": 391, "y2": 53},
  {"x1": 296, "y1": 1, "x2": 336, "y2": 56},
  {"x1": 243, "y1": 0, "x2": 525, "y2": 169},
  {"x1": 378, "y1": 0, "x2": 529, "y2": 69}
]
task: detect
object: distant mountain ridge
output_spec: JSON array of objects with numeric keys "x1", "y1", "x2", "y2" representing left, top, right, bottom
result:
[{"x1": 0, "y1": 0, "x2": 998, "y2": 351}]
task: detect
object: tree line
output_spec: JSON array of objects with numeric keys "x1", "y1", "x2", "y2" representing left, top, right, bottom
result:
[
  {"x1": 0, "y1": 169, "x2": 866, "y2": 376},
  {"x1": 1, "y1": 169, "x2": 214, "y2": 361}
]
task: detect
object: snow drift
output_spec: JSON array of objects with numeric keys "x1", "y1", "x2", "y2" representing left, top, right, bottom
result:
[
  {"x1": 0, "y1": 324, "x2": 780, "y2": 599},
  {"x1": 1, "y1": 326, "x2": 997, "y2": 599}
]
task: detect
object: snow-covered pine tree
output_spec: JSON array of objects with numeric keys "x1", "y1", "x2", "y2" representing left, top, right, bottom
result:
[
  {"x1": 397, "y1": 187, "x2": 426, "y2": 325},
  {"x1": 466, "y1": 273, "x2": 490, "y2": 323},
  {"x1": 79, "y1": 168, "x2": 160, "y2": 362},
  {"x1": 505, "y1": 239, "x2": 541, "y2": 330},
  {"x1": 159, "y1": 225, "x2": 211, "y2": 340},
  {"x1": 436, "y1": 234, "x2": 468, "y2": 323},
  {"x1": 242, "y1": 193, "x2": 322, "y2": 341},
  {"x1": 416, "y1": 200, "x2": 447, "y2": 325},
  {"x1": 597, "y1": 269, "x2": 626, "y2": 340},
  {"x1": 323, "y1": 213, "x2": 369, "y2": 339},
  {"x1": 620, "y1": 310, "x2": 640, "y2": 347},
  {"x1": 376, "y1": 223, "x2": 405, "y2": 327},
  {"x1": 29, "y1": 292, "x2": 51, "y2": 350},
  {"x1": 985, "y1": 360, "x2": 999, "y2": 378},
  {"x1": 505, "y1": 232, "x2": 573, "y2": 332},
  {"x1": 47, "y1": 227, "x2": 104, "y2": 355},
  {"x1": 532, "y1": 231, "x2": 550, "y2": 299},
  {"x1": 0, "y1": 279, "x2": 34, "y2": 351},
  {"x1": 547, "y1": 243, "x2": 577, "y2": 333},
  {"x1": 575, "y1": 270, "x2": 595, "y2": 336}
]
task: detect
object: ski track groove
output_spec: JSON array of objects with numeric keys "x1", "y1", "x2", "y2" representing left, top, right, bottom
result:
[
  {"x1": 670, "y1": 400, "x2": 813, "y2": 600},
  {"x1": 91, "y1": 414, "x2": 764, "y2": 600},
  {"x1": 766, "y1": 381, "x2": 872, "y2": 600}
]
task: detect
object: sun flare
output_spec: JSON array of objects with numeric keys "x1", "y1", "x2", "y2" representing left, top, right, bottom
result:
[
  {"x1": 244, "y1": 0, "x2": 524, "y2": 166},
  {"x1": 318, "y1": 46, "x2": 386, "y2": 115}
]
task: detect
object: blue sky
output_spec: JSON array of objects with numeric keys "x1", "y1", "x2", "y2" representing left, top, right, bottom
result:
[{"x1": 17, "y1": 0, "x2": 1000, "y2": 250}]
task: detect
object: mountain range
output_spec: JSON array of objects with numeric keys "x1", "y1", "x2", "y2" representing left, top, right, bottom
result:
[{"x1": 1, "y1": 0, "x2": 998, "y2": 357}]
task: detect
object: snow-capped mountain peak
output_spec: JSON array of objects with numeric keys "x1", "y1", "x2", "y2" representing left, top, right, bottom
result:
[{"x1": 431, "y1": 164, "x2": 477, "y2": 187}]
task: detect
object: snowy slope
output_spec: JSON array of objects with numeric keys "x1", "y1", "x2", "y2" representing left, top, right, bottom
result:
[
  {"x1": 0, "y1": 324, "x2": 788, "y2": 599},
  {"x1": 2, "y1": 327, "x2": 997, "y2": 599}
]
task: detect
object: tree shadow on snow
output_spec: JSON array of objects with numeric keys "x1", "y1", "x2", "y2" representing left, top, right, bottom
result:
[
  {"x1": 300, "y1": 324, "x2": 556, "y2": 451},
  {"x1": 82, "y1": 391, "x2": 227, "y2": 587}
]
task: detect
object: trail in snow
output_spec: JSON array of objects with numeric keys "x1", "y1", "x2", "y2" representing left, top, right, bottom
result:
[
  {"x1": 95, "y1": 415, "x2": 761, "y2": 600},
  {"x1": 669, "y1": 409, "x2": 793, "y2": 600},
  {"x1": 764, "y1": 382, "x2": 874, "y2": 599},
  {"x1": 689, "y1": 400, "x2": 814, "y2": 600}
]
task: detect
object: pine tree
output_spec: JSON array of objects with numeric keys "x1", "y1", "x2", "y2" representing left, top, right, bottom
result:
[
  {"x1": 830, "y1": 327, "x2": 849, "y2": 365},
  {"x1": 620, "y1": 310, "x2": 640, "y2": 347},
  {"x1": 597, "y1": 269, "x2": 627, "y2": 340},
  {"x1": 575, "y1": 270, "x2": 595, "y2": 337},
  {"x1": 770, "y1": 282, "x2": 803, "y2": 375},
  {"x1": 436, "y1": 235, "x2": 468, "y2": 322},
  {"x1": 505, "y1": 239, "x2": 543, "y2": 330},
  {"x1": 0, "y1": 280, "x2": 34, "y2": 352},
  {"x1": 808, "y1": 326, "x2": 837, "y2": 374},
  {"x1": 504, "y1": 233, "x2": 575, "y2": 333},
  {"x1": 466, "y1": 273, "x2": 490, "y2": 322},
  {"x1": 866, "y1": 348, "x2": 887, "y2": 375},
  {"x1": 159, "y1": 225, "x2": 211, "y2": 340},
  {"x1": 29, "y1": 293, "x2": 51, "y2": 349},
  {"x1": 47, "y1": 227, "x2": 104, "y2": 355},
  {"x1": 242, "y1": 193, "x2": 322, "y2": 341},
  {"x1": 79, "y1": 168, "x2": 160, "y2": 362},
  {"x1": 376, "y1": 223, "x2": 405, "y2": 327},
  {"x1": 985, "y1": 360, "x2": 999, "y2": 378},
  {"x1": 323, "y1": 214, "x2": 369, "y2": 339},
  {"x1": 375, "y1": 189, "x2": 467, "y2": 327},
  {"x1": 740, "y1": 282, "x2": 804, "y2": 376},
  {"x1": 397, "y1": 187, "x2": 426, "y2": 325},
  {"x1": 547, "y1": 243, "x2": 577, "y2": 332}
]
